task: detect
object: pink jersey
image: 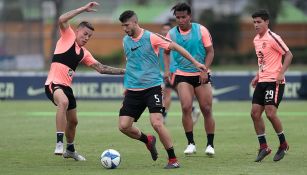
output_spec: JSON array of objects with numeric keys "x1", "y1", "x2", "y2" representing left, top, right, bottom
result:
[
  {"x1": 45, "y1": 26, "x2": 97, "y2": 87},
  {"x1": 253, "y1": 29, "x2": 289, "y2": 82}
]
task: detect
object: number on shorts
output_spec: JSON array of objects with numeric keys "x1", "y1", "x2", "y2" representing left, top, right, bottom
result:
[
  {"x1": 265, "y1": 90, "x2": 274, "y2": 100},
  {"x1": 154, "y1": 94, "x2": 160, "y2": 103}
]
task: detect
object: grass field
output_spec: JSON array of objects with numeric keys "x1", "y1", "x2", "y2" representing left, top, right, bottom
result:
[{"x1": 0, "y1": 100, "x2": 306, "y2": 175}]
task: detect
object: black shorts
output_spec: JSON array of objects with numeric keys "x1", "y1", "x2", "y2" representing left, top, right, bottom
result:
[
  {"x1": 119, "y1": 86, "x2": 164, "y2": 122},
  {"x1": 174, "y1": 73, "x2": 212, "y2": 88},
  {"x1": 252, "y1": 82, "x2": 285, "y2": 108},
  {"x1": 45, "y1": 83, "x2": 77, "y2": 110}
]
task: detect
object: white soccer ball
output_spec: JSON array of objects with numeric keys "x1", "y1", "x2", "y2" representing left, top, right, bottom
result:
[{"x1": 100, "y1": 149, "x2": 121, "y2": 169}]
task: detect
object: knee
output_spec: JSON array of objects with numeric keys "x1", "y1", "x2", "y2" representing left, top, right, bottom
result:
[
  {"x1": 265, "y1": 111, "x2": 276, "y2": 120},
  {"x1": 151, "y1": 119, "x2": 164, "y2": 131},
  {"x1": 58, "y1": 99, "x2": 69, "y2": 109},
  {"x1": 250, "y1": 109, "x2": 261, "y2": 120},
  {"x1": 201, "y1": 105, "x2": 212, "y2": 116},
  {"x1": 181, "y1": 104, "x2": 193, "y2": 114},
  {"x1": 118, "y1": 123, "x2": 130, "y2": 133},
  {"x1": 67, "y1": 118, "x2": 78, "y2": 127}
]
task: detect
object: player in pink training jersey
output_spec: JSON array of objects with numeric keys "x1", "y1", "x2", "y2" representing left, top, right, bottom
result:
[
  {"x1": 250, "y1": 9, "x2": 293, "y2": 162},
  {"x1": 45, "y1": 2, "x2": 125, "y2": 161}
]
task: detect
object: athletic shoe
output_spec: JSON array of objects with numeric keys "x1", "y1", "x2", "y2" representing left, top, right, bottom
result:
[
  {"x1": 255, "y1": 147, "x2": 271, "y2": 162},
  {"x1": 192, "y1": 107, "x2": 201, "y2": 125},
  {"x1": 184, "y1": 144, "x2": 196, "y2": 154},
  {"x1": 54, "y1": 142, "x2": 64, "y2": 155},
  {"x1": 204, "y1": 145, "x2": 215, "y2": 156},
  {"x1": 273, "y1": 143, "x2": 289, "y2": 161},
  {"x1": 164, "y1": 158, "x2": 180, "y2": 169},
  {"x1": 63, "y1": 150, "x2": 86, "y2": 161},
  {"x1": 146, "y1": 135, "x2": 158, "y2": 161}
]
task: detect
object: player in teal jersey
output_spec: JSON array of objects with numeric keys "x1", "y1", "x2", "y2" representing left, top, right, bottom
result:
[
  {"x1": 158, "y1": 23, "x2": 200, "y2": 125},
  {"x1": 164, "y1": 2, "x2": 215, "y2": 156},
  {"x1": 118, "y1": 10, "x2": 206, "y2": 169}
]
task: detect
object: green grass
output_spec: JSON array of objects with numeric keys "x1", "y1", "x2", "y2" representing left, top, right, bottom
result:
[{"x1": 0, "y1": 100, "x2": 307, "y2": 175}]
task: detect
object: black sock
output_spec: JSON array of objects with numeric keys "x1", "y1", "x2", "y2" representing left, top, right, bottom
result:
[
  {"x1": 277, "y1": 132, "x2": 286, "y2": 145},
  {"x1": 138, "y1": 132, "x2": 148, "y2": 144},
  {"x1": 67, "y1": 143, "x2": 75, "y2": 152},
  {"x1": 166, "y1": 147, "x2": 176, "y2": 159},
  {"x1": 207, "y1": 133, "x2": 214, "y2": 147},
  {"x1": 56, "y1": 132, "x2": 64, "y2": 143},
  {"x1": 185, "y1": 131, "x2": 195, "y2": 145},
  {"x1": 257, "y1": 134, "x2": 267, "y2": 148}
]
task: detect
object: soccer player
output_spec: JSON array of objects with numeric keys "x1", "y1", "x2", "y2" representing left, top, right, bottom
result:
[
  {"x1": 164, "y1": 2, "x2": 216, "y2": 155},
  {"x1": 45, "y1": 2, "x2": 125, "y2": 161},
  {"x1": 251, "y1": 9, "x2": 293, "y2": 162},
  {"x1": 118, "y1": 10, "x2": 206, "y2": 169},
  {"x1": 158, "y1": 22, "x2": 201, "y2": 125}
]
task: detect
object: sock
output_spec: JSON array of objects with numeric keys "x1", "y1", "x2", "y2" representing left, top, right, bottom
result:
[
  {"x1": 138, "y1": 132, "x2": 148, "y2": 144},
  {"x1": 185, "y1": 131, "x2": 195, "y2": 145},
  {"x1": 277, "y1": 131, "x2": 286, "y2": 145},
  {"x1": 56, "y1": 132, "x2": 64, "y2": 143},
  {"x1": 257, "y1": 134, "x2": 267, "y2": 148},
  {"x1": 207, "y1": 133, "x2": 214, "y2": 147},
  {"x1": 66, "y1": 143, "x2": 75, "y2": 152},
  {"x1": 166, "y1": 147, "x2": 176, "y2": 160}
]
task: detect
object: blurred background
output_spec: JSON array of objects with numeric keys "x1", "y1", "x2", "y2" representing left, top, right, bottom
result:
[{"x1": 0, "y1": 0, "x2": 306, "y2": 100}]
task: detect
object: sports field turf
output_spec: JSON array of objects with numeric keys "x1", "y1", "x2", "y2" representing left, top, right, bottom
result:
[{"x1": 0, "y1": 100, "x2": 306, "y2": 175}]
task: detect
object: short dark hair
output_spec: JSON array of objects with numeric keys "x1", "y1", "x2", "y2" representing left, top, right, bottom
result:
[
  {"x1": 252, "y1": 9, "x2": 270, "y2": 21},
  {"x1": 171, "y1": 2, "x2": 191, "y2": 16},
  {"x1": 119, "y1": 10, "x2": 137, "y2": 23},
  {"x1": 77, "y1": 21, "x2": 94, "y2": 31}
]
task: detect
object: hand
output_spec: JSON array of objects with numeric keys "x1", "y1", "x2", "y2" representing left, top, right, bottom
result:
[
  {"x1": 251, "y1": 76, "x2": 258, "y2": 88},
  {"x1": 84, "y1": 1, "x2": 99, "y2": 12},
  {"x1": 199, "y1": 71, "x2": 209, "y2": 84},
  {"x1": 276, "y1": 72, "x2": 284, "y2": 84},
  {"x1": 195, "y1": 62, "x2": 207, "y2": 73}
]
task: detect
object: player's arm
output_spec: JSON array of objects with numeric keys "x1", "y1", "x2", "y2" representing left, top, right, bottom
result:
[
  {"x1": 163, "y1": 50, "x2": 171, "y2": 83},
  {"x1": 168, "y1": 42, "x2": 206, "y2": 72},
  {"x1": 276, "y1": 50, "x2": 293, "y2": 84},
  {"x1": 204, "y1": 46, "x2": 214, "y2": 70},
  {"x1": 90, "y1": 62, "x2": 125, "y2": 75},
  {"x1": 251, "y1": 73, "x2": 259, "y2": 88},
  {"x1": 58, "y1": 1, "x2": 99, "y2": 30}
]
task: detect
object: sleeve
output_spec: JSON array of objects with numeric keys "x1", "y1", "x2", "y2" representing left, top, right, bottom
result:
[
  {"x1": 271, "y1": 34, "x2": 289, "y2": 55},
  {"x1": 200, "y1": 25, "x2": 212, "y2": 47},
  {"x1": 81, "y1": 49, "x2": 98, "y2": 66},
  {"x1": 150, "y1": 33, "x2": 172, "y2": 51}
]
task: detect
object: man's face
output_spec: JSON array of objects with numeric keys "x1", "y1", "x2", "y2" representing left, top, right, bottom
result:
[
  {"x1": 174, "y1": 10, "x2": 191, "y2": 31},
  {"x1": 121, "y1": 19, "x2": 136, "y2": 37},
  {"x1": 76, "y1": 27, "x2": 93, "y2": 46},
  {"x1": 253, "y1": 17, "x2": 269, "y2": 35}
]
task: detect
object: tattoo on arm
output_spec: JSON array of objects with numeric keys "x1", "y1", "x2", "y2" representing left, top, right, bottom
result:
[{"x1": 91, "y1": 62, "x2": 125, "y2": 75}]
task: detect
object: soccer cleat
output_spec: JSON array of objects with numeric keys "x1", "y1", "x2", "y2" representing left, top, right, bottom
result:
[
  {"x1": 273, "y1": 143, "x2": 289, "y2": 161},
  {"x1": 255, "y1": 147, "x2": 272, "y2": 162},
  {"x1": 164, "y1": 158, "x2": 180, "y2": 169},
  {"x1": 192, "y1": 107, "x2": 201, "y2": 125},
  {"x1": 184, "y1": 144, "x2": 196, "y2": 154},
  {"x1": 54, "y1": 142, "x2": 64, "y2": 155},
  {"x1": 63, "y1": 150, "x2": 86, "y2": 161},
  {"x1": 146, "y1": 135, "x2": 158, "y2": 161},
  {"x1": 204, "y1": 145, "x2": 215, "y2": 156}
]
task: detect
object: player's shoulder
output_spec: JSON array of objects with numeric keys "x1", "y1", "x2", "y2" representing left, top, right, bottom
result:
[{"x1": 267, "y1": 30, "x2": 282, "y2": 41}]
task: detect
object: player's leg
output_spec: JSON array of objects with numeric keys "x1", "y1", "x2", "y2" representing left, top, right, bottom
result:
[
  {"x1": 162, "y1": 86, "x2": 172, "y2": 122},
  {"x1": 251, "y1": 83, "x2": 271, "y2": 162},
  {"x1": 264, "y1": 83, "x2": 288, "y2": 161},
  {"x1": 149, "y1": 113, "x2": 179, "y2": 168},
  {"x1": 195, "y1": 83, "x2": 215, "y2": 155},
  {"x1": 118, "y1": 90, "x2": 158, "y2": 161},
  {"x1": 52, "y1": 87, "x2": 69, "y2": 155},
  {"x1": 177, "y1": 82, "x2": 196, "y2": 154}
]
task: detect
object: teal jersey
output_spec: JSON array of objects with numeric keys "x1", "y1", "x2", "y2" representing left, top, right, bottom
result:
[
  {"x1": 123, "y1": 30, "x2": 162, "y2": 89},
  {"x1": 158, "y1": 48, "x2": 177, "y2": 73},
  {"x1": 169, "y1": 23, "x2": 206, "y2": 73}
]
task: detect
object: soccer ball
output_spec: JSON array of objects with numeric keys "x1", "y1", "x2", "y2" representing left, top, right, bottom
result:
[{"x1": 100, "y1": 149, "x2": 121, "y2": 169}]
